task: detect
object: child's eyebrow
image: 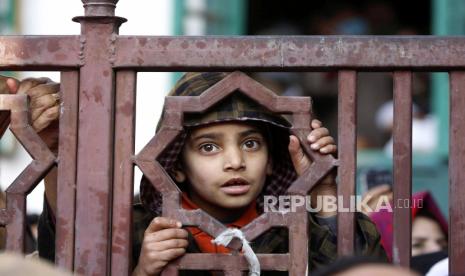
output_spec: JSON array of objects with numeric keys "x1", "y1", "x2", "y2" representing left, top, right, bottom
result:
[
  {"x1": 190, "y1": 129, "x2": 262, "y2": 142},
  {"x1": 190, "y1": 133, "x2": 222, "y2": 141},
  {"x1": 412, "y1": 237, "x2": 427, "y2": 241},
  {"x1": 239, "y1": 129, "x2": 263, "y2": 138}
]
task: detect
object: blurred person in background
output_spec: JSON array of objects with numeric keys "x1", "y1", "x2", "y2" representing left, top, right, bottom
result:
[
  {"x1": 375, "y1": 100, "x2": 438, "y2": 156},
  {"x1": 361, "y1": 169, "x2": 448, "y2": 274}
]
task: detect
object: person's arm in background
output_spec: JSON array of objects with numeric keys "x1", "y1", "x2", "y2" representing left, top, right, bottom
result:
[{"x1": 0, "y1": 76, "x2": 60, "y2": 214}]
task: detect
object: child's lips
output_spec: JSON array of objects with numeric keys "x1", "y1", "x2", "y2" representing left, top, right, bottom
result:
[{"x1": 220, "y1": 178, "x2": 251, "y2": 195}]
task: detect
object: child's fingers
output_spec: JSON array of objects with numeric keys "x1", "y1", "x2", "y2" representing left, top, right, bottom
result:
[
  {"x1": 308, "y1": 127, "x2": 329, "y2": 143},
  {"x1": 146, "y1": 239, "x2": 189, "y2": 252},
  {"x1": 157, "y1": 248, "x2": 186, "y2": 262},
  {"x1": 148, "y1": 228, "x2": 188, "y2": 243},
  {"x1": 311, "y1": 119, "x2": 322, "y2": 129},
  {"x1": 319, "y1": 144, "x2": 337, "y2": 154},
  {"x1": 288, "y1": 135, "x2": 305, "y2": 163},
  {"x1": 288, "y1": 135, "x2": 311, "y2": 176},
  {"x1": 310, "y1": 136, "x2": 334, "y2": 150},
  {"x1": 288, "y1": 135, "x2": 301, "y2": 155},
  {"x1": 141, "y1": 261, "x2": 168, "y2": 276},
  {"x1": 145, "y1": 217, "x2": 183, "y2": 234}
]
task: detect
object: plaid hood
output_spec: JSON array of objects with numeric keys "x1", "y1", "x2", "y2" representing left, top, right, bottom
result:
[{"x1": 140, "y1": 72, "x2": 298, "y2": 215}]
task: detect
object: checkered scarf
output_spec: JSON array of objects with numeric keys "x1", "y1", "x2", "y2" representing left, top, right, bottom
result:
[{"x1": 140, "y1": 72, "x2": 298, "y2": 215}]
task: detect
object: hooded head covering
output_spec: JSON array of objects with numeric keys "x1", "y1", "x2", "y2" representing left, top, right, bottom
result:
[
  {"x1": 369, "y1": 191, "x2": 448, "y2": 259},
  {"x1": 140, "y1": 72, "x2": 298, "y2": 215}
]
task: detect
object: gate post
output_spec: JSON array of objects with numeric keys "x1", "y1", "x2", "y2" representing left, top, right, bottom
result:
[{"x1": 71, "y1": 1, "x2": 125, "y2": 274}]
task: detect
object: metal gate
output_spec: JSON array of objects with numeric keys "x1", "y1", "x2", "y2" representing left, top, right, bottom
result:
[{"x1": 1, "y1": 0, "x2": 465, "y2": 275}]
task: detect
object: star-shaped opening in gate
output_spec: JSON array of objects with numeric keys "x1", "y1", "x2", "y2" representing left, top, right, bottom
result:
[{"x1": 135, "y1": 71, "x2": 337, "y2": 265}]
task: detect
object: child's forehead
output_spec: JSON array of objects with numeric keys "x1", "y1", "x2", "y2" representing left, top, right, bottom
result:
[{"x1": 186, "y1": 121, "x2": 266, "y2": 137}]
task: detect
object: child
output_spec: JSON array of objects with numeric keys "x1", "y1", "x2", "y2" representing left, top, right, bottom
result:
[
  {"x1": 1, "y1": 73, "x2": 386, "y2": 275},
  {"x1": 131, "y1": 72, "x2": 386, "y2": 275}
]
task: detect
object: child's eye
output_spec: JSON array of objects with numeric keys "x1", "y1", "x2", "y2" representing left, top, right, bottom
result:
[
  {"x1": 242, "y1": 139, "x2": 260, "y2": 150},
  {"x1": 437, "y1": 239, "x2": 448, "y2": 249},
  {"x1": 412, "y1": 242, "x2": 424, "y2": 249},
  {"x1": 199, "y1": 143, "x2": 219, "y2": 153}
]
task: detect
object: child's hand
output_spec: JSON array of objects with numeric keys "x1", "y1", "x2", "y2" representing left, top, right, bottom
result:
[
  {"x1": 133, "y1": 217, "x2": 189, "y2": 276},
  {"x1": 288, "y1": 119, "x2": 336, "y2": 176},
  {"x1": 288, "y1": 119, "x2": 338, "y2": 217}
]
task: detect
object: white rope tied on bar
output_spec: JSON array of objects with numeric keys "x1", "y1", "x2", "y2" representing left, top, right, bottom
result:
[{"x1": 212, "y1": 228, "x2": 260, "y2": 276}]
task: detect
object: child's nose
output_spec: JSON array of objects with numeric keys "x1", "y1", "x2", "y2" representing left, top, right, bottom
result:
[{"x1": 223, "y1": 147, "x2": 245, "y2": 171}]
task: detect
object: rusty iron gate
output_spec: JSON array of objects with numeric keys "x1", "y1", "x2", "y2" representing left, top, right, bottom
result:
[{"x1": 1, "y1": 0, "x2": 465, "y2": 275}]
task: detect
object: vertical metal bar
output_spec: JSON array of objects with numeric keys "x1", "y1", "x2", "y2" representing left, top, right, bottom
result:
[
  {"x1": 55, "y1": 71, "x2": 79, "y2": 270},
  {"x1": 73, "y1": 22, "x2": 121, "y2": 276},
  {"x1": 5, "y1": 194, "x2": 25, "y2": 252},
  {"x1": 111, "y1": 71, "x2": 136, "y2": 276},
  {"x1": 392, "y1": 71, "x2": 412, "y2": 267},
  {"x1": 288, "y1": 208, "x2": 309, "y2": 274},
  {"x1": 449, "y1": 71, "x2": 465, "y2": 274},
  {"x1": 337, "y1": 70, "x2": 357, "y2": 255}
]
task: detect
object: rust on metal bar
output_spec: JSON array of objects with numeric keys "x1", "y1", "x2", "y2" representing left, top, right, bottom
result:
[
  {"x1": 449, "y1": 71, "x2": 465, "y2": 274},
  {"x1": 288, "y1": 209, "x2": 310, "y2": 274},
  {"x1": 5, "y1": 194, "x2": 26, "y2": 252},
  {"x1": 72, "y1": 13, "x2": 125, "y2": 275},
  {"x1": 135, "y1": 72, "x2": 336, "y2": 274},
  {"x1": 115, "y1": 36, "x2": 465, "y2": 70},
  {"x1": 55, "y1": 71, "x2": 80, "y2": 270},
  {"x1": 111, "y1": 70, "x2": 137, "y2": 276},
  {"x1": 337, "y1": 70, "x2": 357, "y2": 256},
  {"x1": 0, "y1": 36, "x2": 81, "y2": 70},
  {"x1": 170, "y1": 253, "x2": 290, "y2": 271},
  {"x1": 392, "y1": 71, "x2": 413, "y2": 267}
]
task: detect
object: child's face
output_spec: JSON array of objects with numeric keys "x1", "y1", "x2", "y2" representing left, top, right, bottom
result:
[
  {"x1": 411, "y1": 216, "x2": 447, "y2": 256},
  {"x1": 175, "y1": 122, "x2": 272, "y2": 219}
]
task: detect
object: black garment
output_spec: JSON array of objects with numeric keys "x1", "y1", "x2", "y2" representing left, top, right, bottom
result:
[{"x1": 39, "y1": 200, "x2": 387, "y2": 275}]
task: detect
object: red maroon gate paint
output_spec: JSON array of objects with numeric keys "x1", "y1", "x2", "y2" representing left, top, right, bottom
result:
[{"x1": 0, "y1": 1, "x2": 464, "y2": 275}]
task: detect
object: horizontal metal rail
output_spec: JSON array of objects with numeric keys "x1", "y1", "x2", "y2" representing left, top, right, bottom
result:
[
  {"x1": 1, "y1": 0, "x2": 464, "y2": 274},
  {"x1": 3, "y1": 36, "x2": 465, "y2": 70}
]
